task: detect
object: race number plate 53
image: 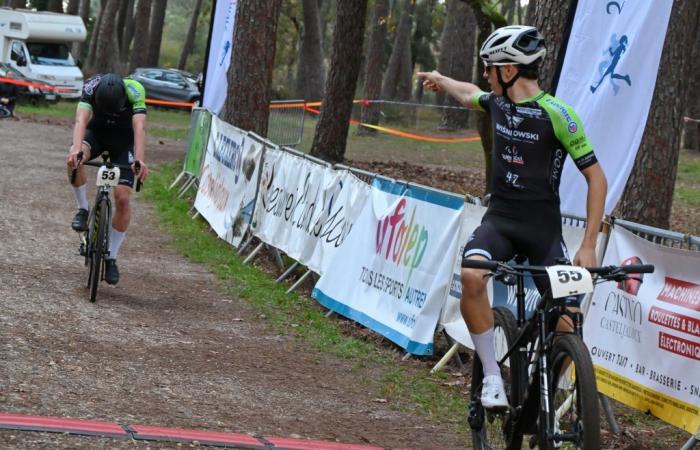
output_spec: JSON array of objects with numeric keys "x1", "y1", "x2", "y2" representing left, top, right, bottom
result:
[
  {"x1": 96, "y1": 166, "x2": 121, "y2": 186},
  {"x1": 545, "y1": 265, "x2": 593, "y2": 298}
]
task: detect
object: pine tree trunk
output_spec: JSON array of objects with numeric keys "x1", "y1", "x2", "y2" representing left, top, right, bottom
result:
[
  {"x1": 309, "y1": 0, "x2": 369, "y2": 163},
  {"x1": 177, "y1": 0, "x2": 203, "y2": 70},
  {"x1": 93, "y1": 0, "x2": 120, "y2": 73},
  {"x1": 46, "y1": 0, "x2": 63, "y2": 12},
  {"x1": 72, "y1": 0, "x2": 90, "y2": 62},
  {"x1": 8, "y1": 0, "x2": 26, "y2": 8},
  {"x1": 618, "y1": 2, "x2": 700, "y2": 228},
  {"x1": 66, "y1": 0, "x2": 79, "y2": 14},
  {"x1": 86, "y1": 0, "x2": 107, "y2": 69},
  {"x1": 438, "y1": 0, "x2": 475, "y2": 130},
  {"x1": 120, "y1": 0, "x2": 136, "y2": 62},
  {"x1": 358, "y1": 0, "x2": 389, "y2": 135},
  {"x1": 295, "y1": 0, "x2": 326, "y2": 101},
  {"x1": 146, "y1": 0, "x2": 168, "y2": 67},
  {"x1": 224, "y1": 0, "x2": 283, "y2": 137},
  {"x1": 681, "y1": 26, "x2": 699, "y2": 152},
  {"x1": 526, "y1": 0, "x2": 571, "y2": 93},
  {"x1": 129, "y1": 0, "x2": 152, "y2": 72},
  {"x1": 381, "y1": 0, "x2": 414, "y2": 100}
]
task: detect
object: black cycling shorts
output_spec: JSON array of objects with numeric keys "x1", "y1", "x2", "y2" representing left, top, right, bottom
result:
[
  {"x1": 83, "y1": 128, "x2": 135, "y2": 188},
  {"x1": 463, "y1": 200, "x2": 579, "y2": 304}
]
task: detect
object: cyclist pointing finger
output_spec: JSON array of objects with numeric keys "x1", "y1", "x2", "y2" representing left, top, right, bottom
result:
[
  {"x1": 66, "y1": 73, "x2": 149, "y2": 286},
  {"x1": 417, "y1": 26, "x2": 607, "y2": 410}
]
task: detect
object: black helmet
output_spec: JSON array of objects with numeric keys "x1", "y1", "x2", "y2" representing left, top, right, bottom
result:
[{"x1": 95, "y1": 73, "x2": 126, "y2": 115}]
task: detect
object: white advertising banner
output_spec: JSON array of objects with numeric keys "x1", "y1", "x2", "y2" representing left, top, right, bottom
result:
[
  {"x1": 556, "y1": 0, "x2": 673, "y2": 216},
  {"x1": 312, "y1": 179, "x2": 463, "y2": 355},
  {"x1": 441, "y1": 206, "x2": 603, "y2": 349},
  {"x1": 202, "y1": 0, "x2": 238, "y2": 114},
  {"x1": 584, "y1": 226, "x2": 700, "y2": 434},
  {"x1": 194, "y1": 117, "x2": 263, "y2": 247}
]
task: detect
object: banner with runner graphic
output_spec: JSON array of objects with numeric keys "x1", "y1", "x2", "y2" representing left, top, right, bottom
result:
[
  {"x1": 556, "y1": 0, "x2": 673, "y2": 216},
  {"x1": 202, "y1": 0, "x2": 238, "y2": 114},
  {"x1": 584, "y1": 226, "x2": 700, "y2": 434},
  {"x1": 183, "y1": 109, "x2": 212, "y2": 178},
  {"x1": 252, "y1": 150, "x2": 370, "y2": 274},
  {"x1": 194, "y1": 117, "x2": 263, "y2": 246},
  {"x1": 312, "y1": 179, "x2": 463, "y2": 355}
]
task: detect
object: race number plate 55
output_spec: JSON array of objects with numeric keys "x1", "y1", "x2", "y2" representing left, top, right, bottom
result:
[
  {"x1": 545, "y1": 265, "x2": 593, "y2": 299},
  {"x1": 96, "y1": 166, "x2": 121, "y2": 187}
]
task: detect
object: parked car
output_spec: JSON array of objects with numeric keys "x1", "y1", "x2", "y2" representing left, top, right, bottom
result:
[
  {"x1": 0, "y1": 62, "x2": 58, "y2": 103},
  {"x1": 129, "y1": 67, "x2": 200, "y2": 104}
]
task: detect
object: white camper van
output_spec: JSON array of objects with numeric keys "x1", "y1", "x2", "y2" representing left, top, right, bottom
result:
[{"x1": 0, "y1": 8, "x2": 86, "y2": 99}]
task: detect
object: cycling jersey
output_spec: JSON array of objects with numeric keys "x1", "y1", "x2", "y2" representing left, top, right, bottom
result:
[
  {"x1": 78, "y1": 75, "x2": 147, "y2": 129},
  {"x1": 473, "y1": 91, "x2": 596, "y2": 210}
]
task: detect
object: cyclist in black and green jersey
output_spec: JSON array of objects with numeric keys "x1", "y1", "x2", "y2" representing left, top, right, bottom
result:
[
  {"x1": 418, "y1": 25, "x2": 608, "y2": 410},
  {"x1": 66, "y1": 73, "x2": 150, "y2": 285}
]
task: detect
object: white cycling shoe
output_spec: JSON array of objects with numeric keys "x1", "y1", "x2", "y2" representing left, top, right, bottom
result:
[{"x1": 481, "y1": 375, "x2": 510, "y2": 410}]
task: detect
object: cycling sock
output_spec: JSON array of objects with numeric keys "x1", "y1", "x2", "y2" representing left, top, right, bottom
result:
[
  {"x1": 470, "y1": 328, "x2": 501, "y2": 377},
  {"x1": 107, "y1": 226, "x2": 126, "y2": 260},
  {"x1": 73, "y1": 184, "x2": 89, "y2": 210}
]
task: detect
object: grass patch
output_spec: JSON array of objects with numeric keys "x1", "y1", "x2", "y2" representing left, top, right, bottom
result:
[
  {"x1": 150, "y1": 126, "x2": 188, "y2": 140},
  {"x1": 144, "y1": 161, "x2": 470, "y2": 437}
]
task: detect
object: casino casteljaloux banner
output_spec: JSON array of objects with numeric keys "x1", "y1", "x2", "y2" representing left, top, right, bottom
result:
[
  {"x1": 584, "y1": 226, "x2": 700, "y2": 434},
  {"x1": 312, "y1": 178, "x2": 462, "y2": 355}
]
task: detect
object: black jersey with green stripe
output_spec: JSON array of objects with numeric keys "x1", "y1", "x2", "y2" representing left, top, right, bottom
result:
[
  {"x1": 474, "y1": 91, "x2": 596, "y2": 208},
  {"x1": 79, "y1": 75, "x2": 147, "y2": 129}
]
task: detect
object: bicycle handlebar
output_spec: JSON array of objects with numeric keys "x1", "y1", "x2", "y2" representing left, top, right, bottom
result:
[
  {"x1": 70, "y1": 151, "x2": 143, "y2": 192},
  {"x1": 461, "y1": 258, "x2": 655, "y2": 278}
]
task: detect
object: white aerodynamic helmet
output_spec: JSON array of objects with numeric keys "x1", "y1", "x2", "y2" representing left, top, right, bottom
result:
[{"x1": 480, "y1": 25, "x2": 547, "y2": 66}]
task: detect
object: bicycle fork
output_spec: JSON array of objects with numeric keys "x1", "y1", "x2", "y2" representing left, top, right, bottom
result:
[{"x1": 538, "y1": 308, "x2": 553, "y2": 445}]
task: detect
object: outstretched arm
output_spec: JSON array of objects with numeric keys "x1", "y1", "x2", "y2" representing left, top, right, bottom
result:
[
  {"x1": 416, "y1": 70, "x2": 484, "y2": 108},
  {"x1": 574, "y1": 162, "x2": 607, "y2": 267}
]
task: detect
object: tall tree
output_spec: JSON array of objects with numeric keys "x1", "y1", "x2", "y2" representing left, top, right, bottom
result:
[
  {"x1": 66, "y1": 0, "x2": 79, "y2": 14},
  {"x1": 46, "y1": 0, "x2": 62, "y2": 11},
  {"x1": 526, "y1": 0, "x2": 570, "y2": 92},
  {"x1": 92, "y1": 0, "x2": 120, "y2": 73},
  {"x1": 381, "y1": 0, "x2": 415, "y2": 101},
  {"x1": 618, "y1": 2, "x2": 700, "y2": 228},
  {"x1": 5, "y1": 0, "x2": 26, "y2": 7},
  {"x1": 357, "y1": 0, "x2": 389, "y2": 135},
  {"x1": 682, "y1": 30, "x2": 699, "y2": 152},
  {"x1": 129, "y1": 0, "x2": 152, "y2": 72},
  {"x1": 86, "y1": 0, "x2": 106, "y2": 69},
  {"x1": 295, "y1": 0, "x2": 326, "y2": 101},
  {"x1": 115, "y1": 0, "x2": 133, "y2": 57},
  {"x1": 71, "y1": 0, "x2": 90, "y2": 61},
  {"x1": 224, "y1": 0, "x2": 283, "y2": 137},
  {"x1": 146, "y1": 0, "x2": 168, "y2": 67},
  {"x1": 120, "y1": 0, "x2": 137, "y2": 62},
  {"x1": 438, "y1": 0, "x2": 475, "y2": 130},
  {"x1": 177, "y1": 0, "x2": 204, "y2": 70},
  {"x1": 309, "y1": 0, "x2": 368, "y2": 163}
]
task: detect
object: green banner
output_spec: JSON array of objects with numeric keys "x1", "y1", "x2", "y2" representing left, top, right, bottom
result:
[{"x1": 183, "y1": 109, "x2": 212, "y2": 178}]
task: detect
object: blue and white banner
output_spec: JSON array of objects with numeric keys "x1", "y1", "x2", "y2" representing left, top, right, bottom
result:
[
  {"x1": 202, "y1": 0, "x2": 237, "y2": 114},
  {"x1": 556, "y1": 0, "x2": 673, "y2": 216},
  {"x1": 194, "y1": 117, "x2": 262, "y2": 247},
  {"x1": 313, "y1": 179, "x2": 463, "y2": 355}
]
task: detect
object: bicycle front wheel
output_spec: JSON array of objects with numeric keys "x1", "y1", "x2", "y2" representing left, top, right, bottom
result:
[
  {"x1": 470, "y1": 306, "x2": 523, "y2": 450},
  {"x1": 540, "y1": 333, "x2": 600, "y2": 450},
  {"x1": 88, "y1": 198, "x2": 110, "y2": 302}
]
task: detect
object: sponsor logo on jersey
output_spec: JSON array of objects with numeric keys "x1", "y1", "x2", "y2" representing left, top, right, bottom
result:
[
  {"x1": 544, "y1": 98, "x2": 578, "y2": 134},
  {"x1": 127, "y1": 84, "x2": 141, "y2": 100},
  {"x1": 504, "y1": 113, "x2": 524, "y2": 129},
  {"x1": 502, "y1": 145, "x2": 524, "y2": 165},
  {"x1": 496, "y1": 123, "x2": 539, "y2": 142},
  {"x1": 83, "y1": 76, "x2": 100, "y2": 96}
]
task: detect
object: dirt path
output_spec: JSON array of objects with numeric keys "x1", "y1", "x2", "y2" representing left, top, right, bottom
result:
[{"x1": 0, "y1": 118, "x2": 468, "y2": 449}]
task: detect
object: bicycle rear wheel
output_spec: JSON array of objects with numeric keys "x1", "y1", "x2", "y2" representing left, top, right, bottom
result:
[
  {"x1": 470, "y1": 306, "x2": 523, "y2": 450},
  {"x1": 88, "y1": 197, "x2": 109, "y2": 302},
  {"x1": 540, "y1": 333, "x2": 600, "y2": 450}
]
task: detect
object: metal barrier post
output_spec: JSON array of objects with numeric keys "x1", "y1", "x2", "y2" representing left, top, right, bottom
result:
[
  {"x1": 286, "y1": 269, "x2": 312, "y2": 294},
  {"x1": 430, "y1": 343, "x2": 461, "y2": 373},
  {"x1": 599, "y1": 395, "x2": 620, "y2": 434},
  {"x1": 276, "y1": 261, "x2": 300, "y2": 283},
  {"x1": 681, "y1": 435, "x2": 698, "y2": 450},
  {"x1": 169, "y1": 171, "x2": 191, "y2": 191},
  {"x1": 243, "y1": 243, "x2": 265, "y2": 264}
]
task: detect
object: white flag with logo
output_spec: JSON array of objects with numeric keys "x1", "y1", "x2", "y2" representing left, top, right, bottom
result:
[
  {"x1": 202, "y1": 0, "x2": 237, "y2": 114},
  {"x1": 556, "y1": 0, "x2": 673, "y2": 216}
]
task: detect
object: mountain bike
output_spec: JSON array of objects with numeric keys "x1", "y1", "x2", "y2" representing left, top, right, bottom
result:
[
  {"x1": 463, "y1": 257, "x2": 654, "y2": 450},
  {"x1": 71, "y1": 152, "x2": 141, "y2": 302}
]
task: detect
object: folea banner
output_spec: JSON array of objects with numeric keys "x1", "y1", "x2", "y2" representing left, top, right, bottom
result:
[
  {"x1": 202, "y1": 0, "x2": 237, "y2": 114},
  {"x1": 252, "y1": 149, "x2": 370, "y2": 274},
  {"x1": 313, "y1": 178, "x2": 463, "y2": 355},
  {"x1": 556, "y1": 0, "x2": 673, "y2": 216},
  {"x1": 584, "y1": 226, "x2": 700, "y2": 434},
  {"x1": 194, "y1": 117, "x2": 262, "y2": 247}
]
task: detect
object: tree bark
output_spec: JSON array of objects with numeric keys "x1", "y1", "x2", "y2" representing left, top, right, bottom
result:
[
  {"x1": 66, "y1": 0, "x2": 79, "y2": 14},
  {"x1": 682, "y1": 23, "x2": 699, "y2": 152},
  {"x1": 309, "y1": 0, "x2": 368, "y2": 163},
  {"x1": 618, "y1": 2, "x2": 700, "y2": 228},
  {"x1": 177, "y1": 0, "x2": 204, "y2": 70},
  {"x1": 92, "y1": 0, "x2": 120, "y2": 73},
  {"x1": 120, "y1": 0, "x2": 136, "y2": 62},
  {"x1": 438, "y1": 0, "x2": 475, "y2": 130},
  {"x1": 224, "y1": 0, "x2": 283, "y2": 137},
  {"x1": 71, "y1": 0, "x2": 90, "y2": 62},
  {"x1": 381, "y1": 0, "x2": 414, "y2": 101},
  {"x1": 45, "y1": 0, "x2": 63, "y2": 12},
  {"x1": 357, "y1": 0, "x2": 388, "y2": 135},
  {"x1": 86, "y1": 0, "x2": 107, "y2": 69},
  {"x1": 129, "y1": 0, "x2": 152, "y2": 72},
  {"x1": 526, "y1": 0, "x2": 571, "y2": 93},
  {"x1": 146, "y1": 0, "x2": 168, "y2": 67},
  {"x1": 7, "y1": 0, "x2": 26, "y2": 8},
  {"x1": 295, "y1": 0, "x2": 326, "y2": 101}
]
